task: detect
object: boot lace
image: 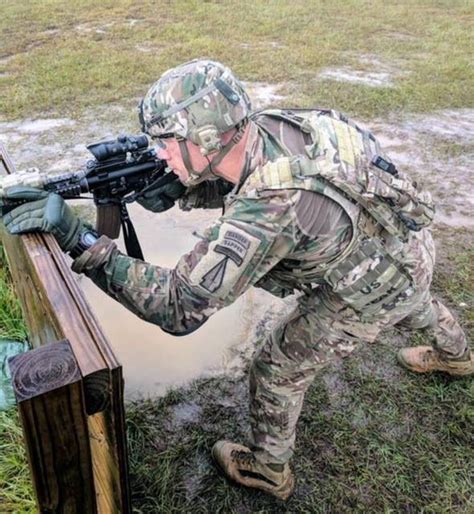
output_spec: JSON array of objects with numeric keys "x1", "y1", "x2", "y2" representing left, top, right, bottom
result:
[
  {"x1": 423, "y1": 349, "x2": 436, "y2": 366},
  {"x1": 231, "y1": 449, "x2": 281, "y2": 486},
  {"x1": 231, "y1": 449, "x2": 256, "y2": 465}
]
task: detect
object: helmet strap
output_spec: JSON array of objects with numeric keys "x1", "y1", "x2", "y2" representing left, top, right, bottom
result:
[
  {"x1": 177, "y1": 121, "x2": 248, "y2": 184},
  {"x1": 200, "y1": 121, "x2": 247, "y2": 172},
  {"x1": 178, "y1": 139, "x2": 194, "y2": 176},
  {"x1": 177, "y1": 138, "x2": 215, "y2": 185}
]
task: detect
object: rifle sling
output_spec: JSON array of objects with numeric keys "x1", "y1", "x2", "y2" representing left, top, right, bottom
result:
[{"x1": 120, "y1": 203, "x2": 145, "y2": 261}]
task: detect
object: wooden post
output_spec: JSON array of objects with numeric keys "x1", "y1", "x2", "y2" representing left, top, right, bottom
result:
[
  {"x1": 9, "y1": 340, "x2": 97, "y2": 514},
  {"x1": 1, "y1": 143, "x2": 131, "y2": 513}
]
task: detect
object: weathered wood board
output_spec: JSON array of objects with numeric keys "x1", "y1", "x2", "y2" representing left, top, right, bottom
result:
[{"x1": 1, "y1": 143, "x2": 131, "y2": 514}]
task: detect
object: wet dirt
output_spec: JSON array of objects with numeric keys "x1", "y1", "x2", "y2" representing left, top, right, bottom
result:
[
  {"x1": 318, "y1": 68, "x2": 395, "y2": 87},
  {"x1": 0, "y1": 98, "x2": 472, "y2": 398},
  {"x1": 170, "y1": 401, "x2": 202, "y2": 426},
  {"x1": 366, "y1": 109, "x2": 474, "y2": 228}
]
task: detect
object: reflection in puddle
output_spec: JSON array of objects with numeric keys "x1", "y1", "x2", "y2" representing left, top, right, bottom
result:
[{"x1": 77, "y1": 203, "x2": 275, "y2": 399}]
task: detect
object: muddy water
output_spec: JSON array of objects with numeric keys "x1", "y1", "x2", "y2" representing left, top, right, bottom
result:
[
  {"x1": 0, "y1": 99, "x2": 290, "y2": 399},
  {"x1": 76, "y1": 203, "x2": 281, "y2": 398}
]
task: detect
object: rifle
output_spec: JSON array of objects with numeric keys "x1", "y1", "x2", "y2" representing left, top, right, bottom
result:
[{"x1": 0, "y1": 134, "x2": 176, "y2": 260}]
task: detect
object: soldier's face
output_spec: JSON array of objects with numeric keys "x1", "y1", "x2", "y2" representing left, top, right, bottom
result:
[{"x1": 155, "y1": 138, "x2": 215, "y2": 184}]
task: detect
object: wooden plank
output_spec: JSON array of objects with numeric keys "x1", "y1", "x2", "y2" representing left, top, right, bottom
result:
[
  {"x1": 9, "y1": 340, "x2": 97, "y2": 514},
  {"x1": 0, "y1": 144, "x2": 16, "y2": 173},
  {"x1": 1, "y1": 143, "x2": 131, "y2": 513}
]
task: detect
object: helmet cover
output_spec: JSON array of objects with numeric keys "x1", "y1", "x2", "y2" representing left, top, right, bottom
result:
[{"x1": 140, "y1": 59, "x2": 251, "y2": 150}]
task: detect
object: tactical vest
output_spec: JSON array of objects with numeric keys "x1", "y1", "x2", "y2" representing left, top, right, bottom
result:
[{"x1": 242, "y1": 109, "x2": 434, "y2": 315}]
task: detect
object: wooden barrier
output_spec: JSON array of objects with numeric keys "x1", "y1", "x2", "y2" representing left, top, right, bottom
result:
[{"x1": 0, "y1": 143, "x2": 131, "y2": 514}]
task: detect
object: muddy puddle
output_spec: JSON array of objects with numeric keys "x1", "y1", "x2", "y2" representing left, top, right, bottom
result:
[
  {"x1": 75, "y1": 203, "x2": 285, "y2": 398},
  {"x1": 0, "y1": 102, "x2": 472, "y2": 397},
  {"x1": 0, "y1": 105, "x2": 290, "y2": 399}
]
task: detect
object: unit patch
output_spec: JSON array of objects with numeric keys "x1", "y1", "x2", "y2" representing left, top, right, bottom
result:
[
  {"x1": 189, "y1": 222, "x2": 263, "y2": 299},
  {"x1": 200, "y1": 257, "x2": 229, "y2": 293},
  {"x1": 214, "y1": 229, "x2": 251, "y2": 266}
]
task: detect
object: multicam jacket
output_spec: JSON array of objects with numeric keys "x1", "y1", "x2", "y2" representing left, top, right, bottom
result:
[{"x1": 72, "y1": 109, "x2": 434, "y2": 334}]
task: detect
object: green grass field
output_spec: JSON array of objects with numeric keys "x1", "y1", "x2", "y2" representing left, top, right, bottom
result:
[
  {"x1": 0, "y1": 0, "x2": 473, "y2": 512},
  {"x1": 1, "y1": 0, "x2": 472, "y2": 120}
]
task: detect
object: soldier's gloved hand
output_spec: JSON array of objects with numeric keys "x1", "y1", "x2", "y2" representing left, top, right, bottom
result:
[
  {"x1": 136, "y1": 179, "x2": 186, "y2": 213},
  {"x1": 2, "y1": 186, "x2": 87, "y2": 254}
]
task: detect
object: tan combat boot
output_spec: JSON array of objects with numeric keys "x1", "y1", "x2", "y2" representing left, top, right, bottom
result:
[
  {"x1": 398, "y1": 346, "x2": 474, "y2": 376},
  {"x1": 212, "y1": 441, "x2": 295, "y2": 500}
]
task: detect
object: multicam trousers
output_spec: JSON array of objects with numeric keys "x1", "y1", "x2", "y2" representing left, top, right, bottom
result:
[{"x1": 249, "y1": 230, "x2": 467, "y2": 464}]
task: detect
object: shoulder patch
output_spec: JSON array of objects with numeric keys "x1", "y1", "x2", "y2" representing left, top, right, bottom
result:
[
  {"x1": 214, "y1": 229, "x2": 251, "y2": 266},
  {"x1": 189, "y1": 222, "x2": 263, "y2": 298}
]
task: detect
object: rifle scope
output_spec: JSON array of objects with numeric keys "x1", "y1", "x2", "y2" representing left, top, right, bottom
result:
[{"x1": 87, "y1": 134, "x2": 149, "y2": 162}]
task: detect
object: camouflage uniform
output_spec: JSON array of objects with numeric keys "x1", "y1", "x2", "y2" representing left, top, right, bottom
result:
[{"x1": 71, "y1": 108, "x2": 467, "y2": 465}]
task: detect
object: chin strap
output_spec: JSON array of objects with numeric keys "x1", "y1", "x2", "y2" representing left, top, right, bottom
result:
[{"x1": 177, "y1": 121, "x2": 248, "y2": 185}]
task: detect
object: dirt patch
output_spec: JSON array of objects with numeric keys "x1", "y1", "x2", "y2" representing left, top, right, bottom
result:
[
  {"x1": 182, "y1": 451, "x2": 211, "y2": 502},
  {"x1": 0, "y1": 56, "x2": 15, "y2": 66},
  {"x1": 40, "y1": 29, "x2": 61, "y2": 37},
  {"x1": 320, "y1": 361, "x2": 353, "y2": 413},
  {"x1": 242, "y1": 81, "x2": 286, "y2": 109},
  {"x1": 4, "y1": 118, "x2": 75, "y2": 134},
  {"x1": 319, "y1": 68, "x2": 394, "y2": 87},
  {"x1": 366, "y1": 109, "x2": 474, "y2": 228},
  {"x1": 0, "y1": 106, "x2": 136, "y2": 171},
  {"x1": 385, "y1": 32, "x2": 418, "y2": 42},
  {"x1": 75, "y1": 22, "x2": 115, "y2": 34},
  {"x1": 127, "y1": 19, "x2": 143, "y2": 27},
  {"x1": 400, "y1": 109, "x2": 474, "y2": 141},
  {"x1": 75, "y1": 19, "x2": 144, "y2": 34},
  {"x1": 240, "y1": 41, "x2": 286, "y2": 50},
  {"x1": 319, "y1": 54, "x2": 410, "y2": 88},
  {"x1": 171, "y1": 402, "x2": 202, "y2": 426},
  {"x1": 135, "y1": 44, "x2": 154, "y2": 53}
]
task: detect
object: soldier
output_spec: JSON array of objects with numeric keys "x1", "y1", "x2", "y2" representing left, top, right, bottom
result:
[{"x1": 2, "y1": 59, "x2": 472, "y2": 500}]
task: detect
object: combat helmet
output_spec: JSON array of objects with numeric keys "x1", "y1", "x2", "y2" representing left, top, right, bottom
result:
[{"x1": 139, "y1": 59, "x2": 251, "y2": 155}]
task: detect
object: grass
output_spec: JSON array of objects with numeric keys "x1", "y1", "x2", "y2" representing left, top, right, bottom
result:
[
  {"x1": 0, "y1": 0, "x2": 473, "y2": 120},
  {"x1": 0, "y1": 245, "x2": 27, "y2": 342},
  {"x1": 125, "y1": 358, "x2": 473, "y2": 512},
  {"x1": 0, "y1": 409, "x2": 36, "y2": 514},
  {"x1": 0, "y1": 243, "x2": 34, "y2": 513},
  {"x1": 432, "y1": 228, "x2": 474, "y2": 329}
]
